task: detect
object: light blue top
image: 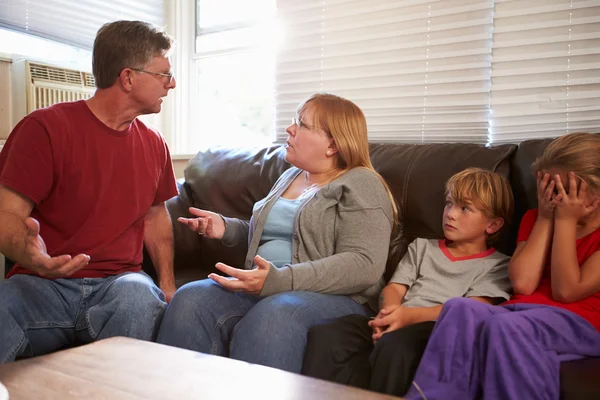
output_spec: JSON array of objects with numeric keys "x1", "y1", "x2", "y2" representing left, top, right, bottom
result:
[{"x1": 256, "y1": 196, "x2": 303, "y2": 268}]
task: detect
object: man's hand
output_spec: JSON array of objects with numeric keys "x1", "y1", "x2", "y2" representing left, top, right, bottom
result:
[
  {"x1": 208, "y1": 255, "x2": 270, "y2": 295},
  {"x1": 368, "y1": 305, "x2": 413, "y2": 343},
  {"x1": 20, "y1": 217, "x2": 90, "y2": 277},
  {"x1": 178, "y1": 208, "x2": 226, "y2": 240}
]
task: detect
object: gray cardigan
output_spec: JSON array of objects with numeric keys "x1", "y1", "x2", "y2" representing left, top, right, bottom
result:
[{"x1": 221, "y1": 166, "x2": 394, "y2": 304}]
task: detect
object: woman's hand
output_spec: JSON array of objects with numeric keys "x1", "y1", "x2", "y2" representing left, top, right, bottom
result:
[
  {"x1": 177, "y1": 207, "x2": 226, "y2": 240},
  {"x1": 554, "y1": 172, "x2": 600, "y2": 222},
  {"x1": 208, "y1": 255, "x2": 271, "y2": 295},
  {"x1": 536, "y1": 172, "x2": 557, "y2": 220}
]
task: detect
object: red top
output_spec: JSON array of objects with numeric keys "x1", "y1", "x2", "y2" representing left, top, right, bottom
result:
[
  {"x1": 504, "y1": 209, "x2": 600, "y2": 331},
  {"x1": 0, "y1": 100, "x2": 177, "y2": 278},
  {"x1": 439, "y1": 239, "x2": 496, "y2": 262}
]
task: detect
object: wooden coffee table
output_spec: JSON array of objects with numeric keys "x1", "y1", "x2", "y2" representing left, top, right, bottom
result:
[{"x1": 0, "y1": 337, "x2": 401, "y2": 399}]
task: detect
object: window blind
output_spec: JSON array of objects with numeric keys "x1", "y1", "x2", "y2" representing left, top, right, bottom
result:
[
  {"x1": 489, "y1": 0, "x2": 600, "y2": 143},
  {"x1": 0, "y1": 0, "x2": 164, "y2": 50},
  {"x1": 275, "y1": 0, "x2": 495, "y2": 144}
]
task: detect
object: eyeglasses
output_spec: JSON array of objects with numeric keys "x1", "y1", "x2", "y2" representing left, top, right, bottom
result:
[
  {"x1": 130, "y1": 68, "x2": 174, "y2": 83},
  {"x1": 291, "y1": 116, "x2": 312, "y2": 130}
]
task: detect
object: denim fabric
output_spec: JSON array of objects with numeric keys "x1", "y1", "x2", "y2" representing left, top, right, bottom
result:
[
  {"x1": 157, "y1": 279, "x2": 373, "y2": 373},
  {"x1": 0, "y1": 272, "x2": 166, "y2": 363}
]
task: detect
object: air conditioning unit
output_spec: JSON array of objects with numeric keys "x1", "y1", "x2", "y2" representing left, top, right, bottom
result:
[{"x1": 11, "y1": 60, "x2": 96, "y2": 126}]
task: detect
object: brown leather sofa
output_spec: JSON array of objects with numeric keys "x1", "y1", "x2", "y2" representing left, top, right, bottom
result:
[
  {"x1": 153, "y1": 137, "x2": 600, "y2": 399},
  {"x1": 3, "y1": 138, "x2": 597, "y2": 397}
]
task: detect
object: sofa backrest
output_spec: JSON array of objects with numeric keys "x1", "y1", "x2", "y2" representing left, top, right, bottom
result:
[
  {"x1": 168, "y1": 134, "x2": 600, "y2": 284},
  {"x1": 168, "y1": 140, "x2": 558, "y2": 282}
]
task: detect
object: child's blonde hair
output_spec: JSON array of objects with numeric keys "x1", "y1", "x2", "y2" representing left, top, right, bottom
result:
[
  {"x1": 445, "y1": 167, "x2": 514, "y2": 244},
  {"x1": 532, "y1": 132, "x2": 600, "y2": 194}
]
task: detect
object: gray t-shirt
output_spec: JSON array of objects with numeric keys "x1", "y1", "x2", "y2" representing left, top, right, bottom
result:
[{"x1": 390, "y1": 238, "x2": 512, "y2": 308}]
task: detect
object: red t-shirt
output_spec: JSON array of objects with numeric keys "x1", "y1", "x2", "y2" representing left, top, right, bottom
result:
[
  {"x1": 0, "y1": 100, "x2": 178, "y2": 278},
  {"x1": 504, "y1": 209, "x2": 600, "y2": 330}
]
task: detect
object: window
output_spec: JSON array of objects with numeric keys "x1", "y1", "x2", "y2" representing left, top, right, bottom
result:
[
  {"x1": 275, "y1": 0, "x2": 495, "y2": 144},
  {"x1": 174, "y1": 0, "x2": 599, "y2": 152},
  {"x1": 0, "y1": 1, "x2": 166, "y2": 135},
  {"x1": 489, "y1": 0, "x2": 600, "y2": 143},
  {"x1": 0, "y1": 28, "x2": 91, "y2": 71},
  {"x1": 186, "y1": 0, "x2": 279, "y2": 152},
  {"x1": 0, "y1": 0, "x2": 164, "y2": 51}
]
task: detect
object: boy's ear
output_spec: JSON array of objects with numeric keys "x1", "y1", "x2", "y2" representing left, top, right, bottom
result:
[{"x1": 486, "y1": 217, "x2": 504, "y2": 236}]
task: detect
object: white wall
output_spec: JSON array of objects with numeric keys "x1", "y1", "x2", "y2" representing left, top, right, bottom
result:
[{"x1": 0, "y1": 58, "x2": 11, "y2": 141}]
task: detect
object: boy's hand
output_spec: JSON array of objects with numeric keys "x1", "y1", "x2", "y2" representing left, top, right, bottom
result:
[
  {"x1": 370, "y1": 304, "x2": 400, "y2": 342},
  {"x1": 536, "y1": 172, "x2": 557, "y2": 220},
  {"x1": 369, "y1": 305, "x2": 413, "y2": 343},
  {"x1": 554, "y1": 172, "x2": 600, "y2": 222}
]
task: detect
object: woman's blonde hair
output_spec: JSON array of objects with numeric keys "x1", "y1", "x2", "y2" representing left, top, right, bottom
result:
[
  {"x1": 532, "y1": 132, "x2": 600, "y2": 194},
  {"x1": 296, "y1": 93, "x2": 398, "y2": 225}
]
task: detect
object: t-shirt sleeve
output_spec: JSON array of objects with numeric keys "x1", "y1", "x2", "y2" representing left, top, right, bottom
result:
[
  {"x1": 516, "y1": 208, "x2": 538, "y2": 243},
  {"x1": 152, "y1": 139, "x2": 178, "y2": 206},
  {"x1": 466, "y1": 257, "x2": 512, "y2": 301},
  {"x1": 389, "y1": 239, "x2": 420, "y2": 288},
  {"x1": 0, "y1": 117, "x2": 53, "y2": 204}
]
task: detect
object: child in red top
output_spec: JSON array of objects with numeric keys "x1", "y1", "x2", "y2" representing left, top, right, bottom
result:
[{"x1": 405, "y1": 132, "x2": 600, "y2": 400}]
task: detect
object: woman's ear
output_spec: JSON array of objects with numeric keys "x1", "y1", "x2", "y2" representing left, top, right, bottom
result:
[
  {"x1": 327, "y1": 139, "x2": 338, "y2": 156},
  {"x1": 486, "y1": 217, "x2": 505, "y2": 236}
]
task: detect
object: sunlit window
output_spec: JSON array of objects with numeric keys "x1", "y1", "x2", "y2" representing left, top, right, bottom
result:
[
  {"x1": 190, "y1": 0, "x2": 280, "y2": 151},
  {"x1": 0, "y1": 27, "x2": 91, "y2": 70}
]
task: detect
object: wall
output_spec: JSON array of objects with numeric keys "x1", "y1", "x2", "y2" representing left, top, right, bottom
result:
[
  {"x1": 0, "y1": 58, "x2": 11, "y2": 141},
  {"x1": 173, "y1": 157, "x2": 190, "y2": 179}
]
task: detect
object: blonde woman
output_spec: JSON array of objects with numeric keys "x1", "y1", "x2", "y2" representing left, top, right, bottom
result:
[{"x1": 158, "y1": 93, "x2": 397, "y2": 373}]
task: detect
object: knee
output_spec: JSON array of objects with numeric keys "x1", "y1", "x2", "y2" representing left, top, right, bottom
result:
[
  {"x1": 234, "y1": 297, "x2": 304, "y2": 343},
  {"x1": 372, "y1": 328, "x2": 406, "y2": 364},
  {"x1": 110, "y1": 274, "x2": 165, "y2": 314},
  {"x1": 166, "y1": 279, "x2": 221, "y2": 319}
]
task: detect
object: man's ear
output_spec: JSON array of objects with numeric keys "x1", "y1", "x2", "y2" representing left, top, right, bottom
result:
[
  {"x1": 486, "y1": 217, "x2": 504, "y2": 236},
  {"x1": 119, "y1": 68, "x2": 134, "y2": 92}
]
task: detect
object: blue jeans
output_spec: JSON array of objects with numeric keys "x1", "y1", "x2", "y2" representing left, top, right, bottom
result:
[
  {"x1": 157, "y1": 279, "x2": 373, "y2": 373},
  {"x1": 0, "y1": 272, "x2": 166, "y2": 364}
]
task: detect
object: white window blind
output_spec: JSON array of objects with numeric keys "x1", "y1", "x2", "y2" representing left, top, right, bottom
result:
[
  {"x1": 0, "y1": 0, "x2": 164, "y2": 50},
  {"x1": 275, "y1": 0, "x2": 495, "y2": 144},
  {"x1": 490, "y1": 0, "x2": 600, "y2": 143}
]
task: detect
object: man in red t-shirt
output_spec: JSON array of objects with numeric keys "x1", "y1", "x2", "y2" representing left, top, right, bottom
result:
[{"x1": 0, "y1": 20, "x2": 179, "y2": 363}]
